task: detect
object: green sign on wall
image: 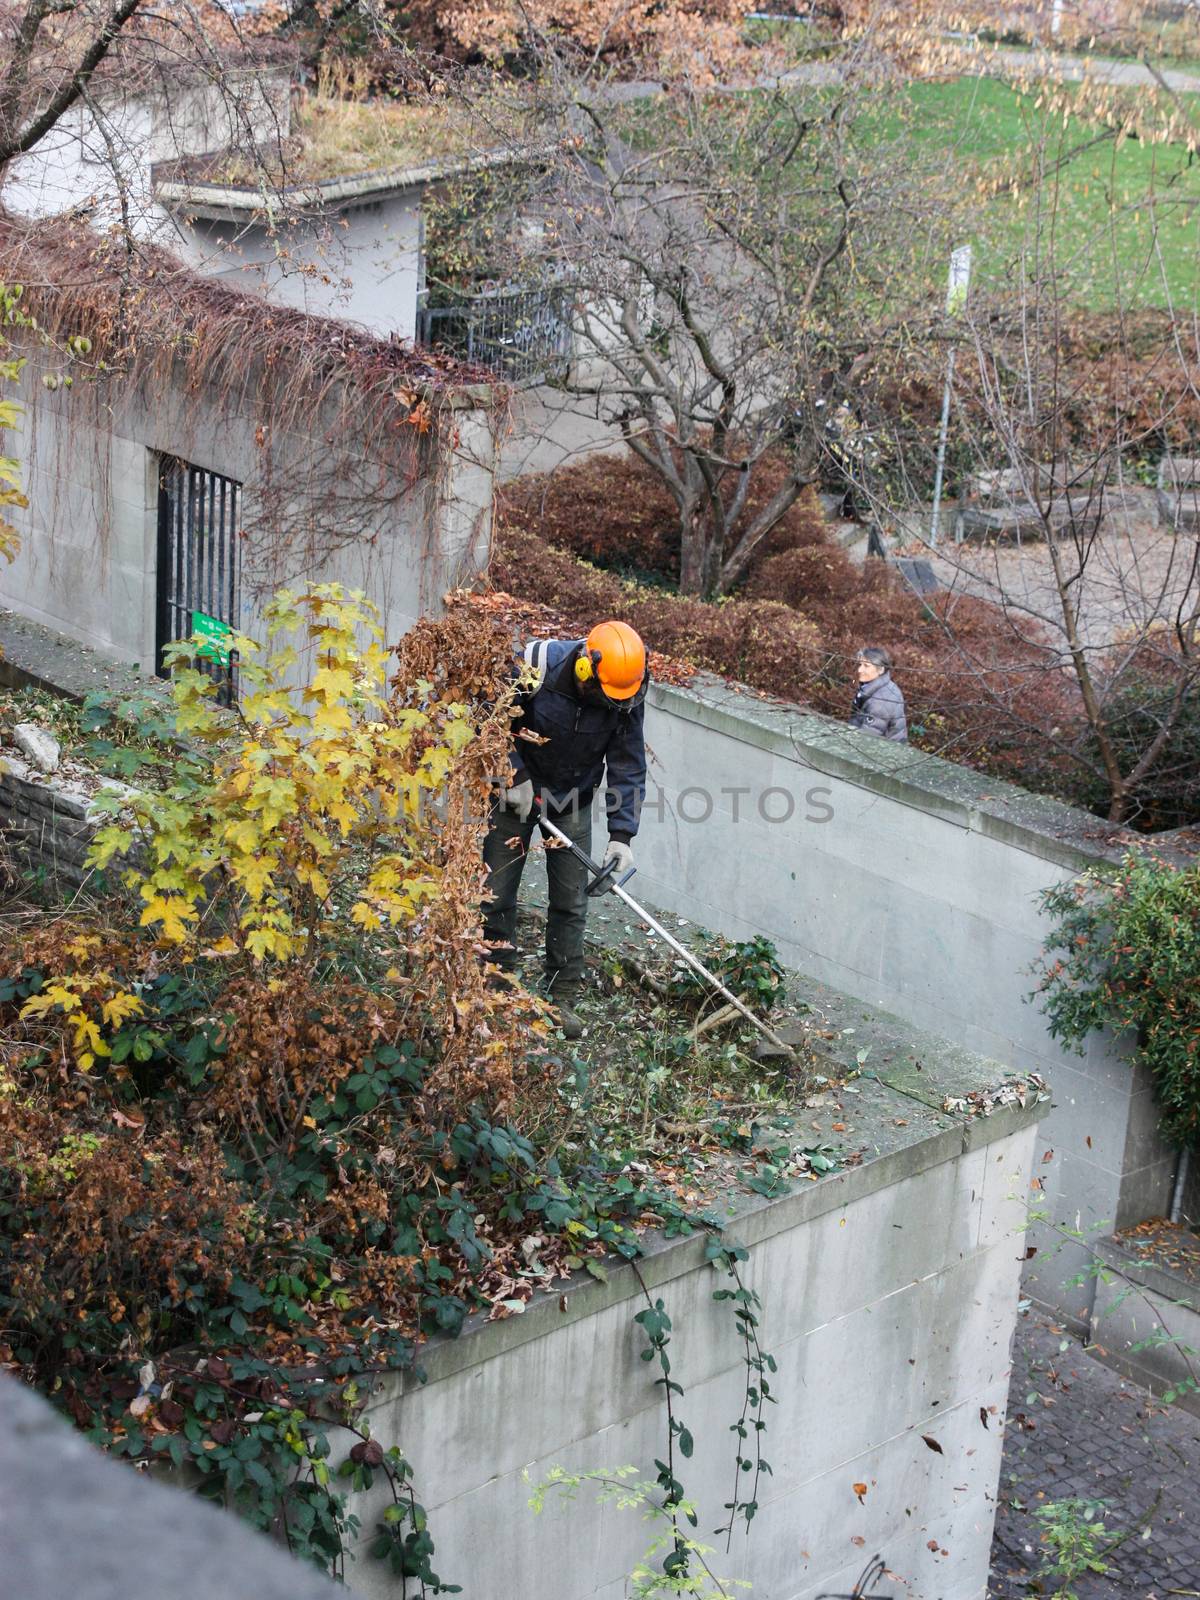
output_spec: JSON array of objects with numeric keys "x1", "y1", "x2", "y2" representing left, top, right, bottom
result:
[{"x1": 192, "y1": 610, "x2": 234, "y2": 666}]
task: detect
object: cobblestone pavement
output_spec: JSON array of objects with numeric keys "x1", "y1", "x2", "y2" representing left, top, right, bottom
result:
[{"x1": 989, "y1": 1312, "x2": 1200, "y2": 1598}]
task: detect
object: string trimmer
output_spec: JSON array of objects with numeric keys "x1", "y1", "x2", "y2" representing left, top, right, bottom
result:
[{"x1": 534, "y1": 803, "x2": 799, "y2": 1064}]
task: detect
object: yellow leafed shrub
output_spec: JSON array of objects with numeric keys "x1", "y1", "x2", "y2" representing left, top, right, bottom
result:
[{"x1": 90, "y1": 585, "x2": 483, "y2": 963}]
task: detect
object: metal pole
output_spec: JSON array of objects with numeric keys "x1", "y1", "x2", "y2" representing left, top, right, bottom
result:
[
  {"x1": 929, "y1": 345, "x2": 957, "y2": 548},
  {"x1": 537, "y1": 812, "x2": 799, "y2": 1063},
  {"x1": 931, "y1": 244, "x2": 972, "y2": 549}
]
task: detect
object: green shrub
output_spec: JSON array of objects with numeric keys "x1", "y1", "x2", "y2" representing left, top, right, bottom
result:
[
  {"x1": 1034, "y1": 854, "x2": 1200, "y2": 1146},
  {"x1": 1033, "y1": 1498, "x2": 1112, "y2": 1600}
]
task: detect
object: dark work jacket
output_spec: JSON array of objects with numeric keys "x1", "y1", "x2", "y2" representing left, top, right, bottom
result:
[
  {"x1": 509, "y1": 638, "x2": 648, "y2": 841},
  {"x1": 849, "y1": 671, "x2": 908, "y2": 742}
]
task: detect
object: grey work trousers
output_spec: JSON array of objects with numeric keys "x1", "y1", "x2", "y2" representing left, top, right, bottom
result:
[{"x1": 481, "y1": 801, "x2": 592, "y2": 990}]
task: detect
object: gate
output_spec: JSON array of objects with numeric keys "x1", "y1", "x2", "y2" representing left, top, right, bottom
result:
[
  {"x1": 156, "y1": 456, "x2": 242, "y2": 704},
  {"x1": 416, "y1": 281, "x2": 572, "y2": 386}
]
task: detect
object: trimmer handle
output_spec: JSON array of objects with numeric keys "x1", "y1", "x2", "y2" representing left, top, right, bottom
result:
[
  {"x1": 585, "y1": 858, "x2": 637, "y2": 898},
  {"x1": 533, "y1": 797, "x2": 637, "y2": 898},
  {"x1": 585, "y1": 855, "x2": 619, "y2": 898}
]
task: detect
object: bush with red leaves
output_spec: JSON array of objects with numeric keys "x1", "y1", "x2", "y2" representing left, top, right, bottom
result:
[
  {"x1": 862, "y1": 306, "x2": 1200, "y2": 499},
  {"x1": 493, "y1": 455, "x2": 1093, "y2": 810},
  {"x1": 498, "y1": 453, "x2": 830, "y2": 583}
]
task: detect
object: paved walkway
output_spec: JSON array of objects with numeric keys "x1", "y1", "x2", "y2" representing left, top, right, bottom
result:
[
  {"x1": 991, "y1": 46, "x2": 1200, "y2": 97},
  {"x1": 990, "y1": 1313, "x2": 1200, "y2": 1597},
  {"x1": 919, "y1": 494, "x2": 1198, "y2": 652}
]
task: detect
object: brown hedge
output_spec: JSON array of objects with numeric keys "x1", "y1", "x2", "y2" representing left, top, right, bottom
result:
[{"x1": 492, "y1": 457, "x2": 1079, "y2": 793}]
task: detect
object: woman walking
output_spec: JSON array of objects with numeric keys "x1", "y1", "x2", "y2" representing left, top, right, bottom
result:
[{"x1": 849, "y1": 646, "x2": 907, "y2": 743}]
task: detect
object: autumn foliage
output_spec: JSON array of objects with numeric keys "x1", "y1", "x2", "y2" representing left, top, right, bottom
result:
[
  {"x1": 0, "y1": 586, "x2": 811, "y2": 1581},
  {"x1": 384, "y1": 0, "x2": 749, "y2": 72},
  {"x1": 0, "y1": 590, "x2": 606, "y2": 1573},
  {"x1": 495, "y1": 459, "x2": 1076, "y2": 782}
]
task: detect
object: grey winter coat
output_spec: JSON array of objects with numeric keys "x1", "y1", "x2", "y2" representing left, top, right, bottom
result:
[{"x1": 849, "y1": 671, "x2": 907, "y2": 742}]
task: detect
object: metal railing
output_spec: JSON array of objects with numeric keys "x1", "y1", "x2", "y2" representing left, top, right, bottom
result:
[{"x1": 416, "y1": 280, "x2": 572, "y2": 385}]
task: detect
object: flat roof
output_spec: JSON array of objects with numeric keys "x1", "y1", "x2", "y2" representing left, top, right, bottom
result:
[{"x1": 154, "y1": 147, "x2": 521, "y2": 224}]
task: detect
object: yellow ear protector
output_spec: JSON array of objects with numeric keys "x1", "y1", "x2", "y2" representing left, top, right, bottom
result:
[{"x1": 574, "y1": 649, "x2": 600, "y2": 685}]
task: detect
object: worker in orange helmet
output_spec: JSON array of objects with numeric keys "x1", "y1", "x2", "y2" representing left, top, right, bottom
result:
[{"x1": 484, "y1": 621, "x2": 649, "y2": 1039}]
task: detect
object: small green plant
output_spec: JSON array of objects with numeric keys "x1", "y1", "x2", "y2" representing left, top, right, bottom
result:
[
  {"x1": 1034, "y1": 854, "x2": 1200, "y2": 1146},
  {"x1": 0, "y1": 682, "x2": 196, "y2": 790},
  {"x1": 528, "y1": 1466, "x2": 749, "y2": 1599},
  {"x1": 686, "y1": 936, "x2": 786, "y2": 1010},
  {"x1": 79, "y1": 684, "x2": 198, "y2": 784},
  {"x1": 1032, "y1": 1498, "x2": 1111, "y2": 1598}
]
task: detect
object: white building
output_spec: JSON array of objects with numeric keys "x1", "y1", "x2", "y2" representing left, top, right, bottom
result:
[{"x1": 0, "y1": 61, "x2": 507, "y2": 343}]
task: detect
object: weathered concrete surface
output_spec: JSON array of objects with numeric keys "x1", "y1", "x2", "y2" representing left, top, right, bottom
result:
[
  {"x1": 346, "y1": 1092, "x2": 1041, "y2": 1600},
  {"x1": 342, "y1": 908, "x2": 1045, "y2": 1600},
  {"x1": 497, "y1": 383, "x2": 628, "y2": 481},
  {"x1": 0, "y1": 327, "x2": 498, "y2": 676},
  {"x1": 355, "y1": 883, "x2": 1047, "y2": 1600},
  {"x1": 0, "y1": 1375, "x2": 337, "y2": 1600},
  {"x1": 0, "y1": 608, "x2": 148, "y2": 701},
  {"x1": 623, "y1": 672, "x2": 1186, "y2": 1323},
  {"x1": 12, "y1": 720, "x2": 60, "y2": 772}
]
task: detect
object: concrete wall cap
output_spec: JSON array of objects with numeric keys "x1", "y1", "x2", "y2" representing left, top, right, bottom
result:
[{"x1": 648, "y1": 672, "x2": 1191, "y2": 872}]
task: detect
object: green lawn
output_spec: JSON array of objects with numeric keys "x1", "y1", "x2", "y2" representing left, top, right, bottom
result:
[
  {"x1": 614, "y1": 69, "x2": 1200, "y2": 311},
  {"x1": 879, "y1": 75, "x2": 1200, "y2": 310}
]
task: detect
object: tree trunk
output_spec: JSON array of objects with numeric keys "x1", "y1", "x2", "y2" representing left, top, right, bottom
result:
[{"x1": 678, "y1": 510, "x2": 708, "y2": 597}]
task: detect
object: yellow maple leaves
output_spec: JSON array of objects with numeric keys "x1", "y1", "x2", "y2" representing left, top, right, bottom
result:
[
  {"x1": 21, "y1": 976, "x2": 144, "y2": 1071},
  {"x1": 85, "y1": 584, "x2": 480, "y2": 967},
  {"x1": 138, "y1": 893, "x2": 196, "y2": 944}
]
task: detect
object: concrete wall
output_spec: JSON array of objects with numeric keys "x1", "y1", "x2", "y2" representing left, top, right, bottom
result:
[
  {"x1": 1, "y1": 1375, "x2": 338, "y2": 1600},
  {"x1": 0, "y1": 335, "x2": 497, "y2": 672},
  {"x1": 621, "y1": 674, "x2": 1179, "y2": 1324},
  {"x1": 2, "y1": 77, "x2": 425, "y2": 342},
  {"x1": 346, "y1": 1108, "x2": 1040, "y2": 1600},
  {"x1": 1, "y1": 74, "x2": 290, "y2": 240},
  {"x1": 185, "y1": 196, "x2": 425, "y2": 342},
  {"x1": 1091, "y1": 1235, "x2": 1200, "y2": 1416}
]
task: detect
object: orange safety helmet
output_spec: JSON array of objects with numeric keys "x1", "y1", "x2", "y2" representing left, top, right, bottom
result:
[{"x1": 576, "y1": 620, "x2": 647, "y2": 701}]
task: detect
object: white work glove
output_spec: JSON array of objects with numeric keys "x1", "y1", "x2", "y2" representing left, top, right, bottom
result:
[
  {"x1": 500, "y1": 776, "x2": 534, "y2": 820},
  {"x1": 604, "y1": 840, "x2": 633, "y2": 878}
]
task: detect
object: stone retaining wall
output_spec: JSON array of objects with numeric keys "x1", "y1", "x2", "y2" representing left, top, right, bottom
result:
[
  {"x1": 348, "y1": 1102, "x2": 1043, "y2": 1600},
  {"x1": 0, "y1": 752, "x2": 104, "y2": 888}
]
